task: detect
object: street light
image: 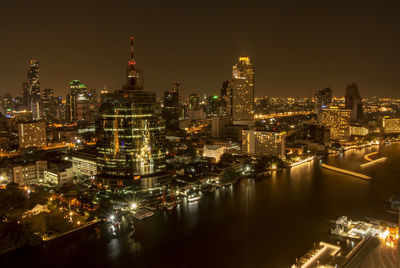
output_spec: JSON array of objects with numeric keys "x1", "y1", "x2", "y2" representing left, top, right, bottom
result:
[{"x1": 131, "y1": 203, "x2": 137, "y2": 210}]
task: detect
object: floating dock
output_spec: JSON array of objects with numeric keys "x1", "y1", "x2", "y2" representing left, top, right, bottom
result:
[
  {"x1": 360, "y1": 152, "x2": 387, "y2": 168},
  {"x1": 320, "y1": 163, "x2": 372, "y2": 180}
]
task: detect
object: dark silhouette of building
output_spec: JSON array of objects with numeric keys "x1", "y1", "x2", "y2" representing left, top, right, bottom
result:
[
  {"x1": 345, "y1": 83, "x2": 363, "y2": 121},
  {"x1": 163, "y1": 87, "x2": 180, "y2": 130},
  {"x1": 315, "y1": 87, "x2": 332, "y2": 110}
]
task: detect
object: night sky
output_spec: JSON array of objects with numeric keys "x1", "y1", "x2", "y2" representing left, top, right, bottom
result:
[{"x1": 1, "y1": 0, "x2": 399, "y2": 98}]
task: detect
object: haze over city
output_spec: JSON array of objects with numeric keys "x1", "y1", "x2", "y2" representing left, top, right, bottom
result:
[
  {"x1": 1, "y1": 0, "x2": 400, "y2": 97},
  {"x1": 2, "y1": 1, "x2": 400, "y2": 268}
]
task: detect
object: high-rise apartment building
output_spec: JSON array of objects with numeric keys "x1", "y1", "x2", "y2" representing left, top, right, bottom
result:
[
  {"x1": 96, "y1": 37, "x2": 166, "y2": 188},
  {"x1": 345, "y1": 83, "x2": 363, "y2": 121},
  {"x1": 242, "y1": 130, "x2": 286, "y2": 158},
  {"x1": 18, "y1": 121, "x2": 46, "y2": 149},
  {"x1": 318, "y1": 107, "x2": 351, "y2": 140},
  {"x1": 231, "y1": 56, "x2": 254, "y2": 122}
]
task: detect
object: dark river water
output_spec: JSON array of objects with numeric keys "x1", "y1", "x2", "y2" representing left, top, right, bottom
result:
[{"x1": 2, "y1": 144, "x2": 400, "y2": 268}]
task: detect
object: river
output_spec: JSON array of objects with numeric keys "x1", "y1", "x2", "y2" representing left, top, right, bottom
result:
[{"x1": 2, "y1": 143, "x2": 400, "y2": 268}]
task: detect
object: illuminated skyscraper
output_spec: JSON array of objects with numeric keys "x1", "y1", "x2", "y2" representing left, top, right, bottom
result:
[
  {"x1": 22, "y1": 60, "x2": 41, "y2": 118},
  {"x1": 345, "y1": 83, "x2": 363, "y2": 121},
  {"x1": 231, "y1": 56, "x2": 254, "y2": 122},
  {"x1": 97, "y1": 37, "x2": 166, "y2": 189}
]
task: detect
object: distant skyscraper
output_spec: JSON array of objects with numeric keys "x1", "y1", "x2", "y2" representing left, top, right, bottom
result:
[
  {"x1": 163, "y1": 87, "x2": 180, "y2": 130},
  {"x1": 220, "y1": 80, "x2": 232, "y2": 116},
  {"x1": 231, "y1": 56, "x2": 254, "y2": 122},
  {"x1": 188, "y1": 93, "x2": 202, "y2": 119},
  {"x1": 40, "y1": 88, "x2": 55, "y2": 120},
  {"x1": 22, "y1": 60, "x2": 41, "y2": 118},
  {"x1": 96, "y1": 37, "x2": 166, "y2": 189},
  {"x1": 66, "y1": 80, "x2": 96, "y2": 121},
  {"x1": 315, "y1": 87, "x2": 332, "y2": 110},
  {"x1": 345, "y1": 83, "x2": 363, "y2": 121}
]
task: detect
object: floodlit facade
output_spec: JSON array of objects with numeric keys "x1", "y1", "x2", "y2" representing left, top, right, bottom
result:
[
  {"x1": 203, "y1": 145, "x2": 226, "y2": 162},
  {"x1": 231, "y1": 56, "x2": 254, "y2": 122},
  {"x1": 382, "y1": 117, "x2": 400, "y2": 134},
  {"x1": 242, "y1": 130, "x2": 286, "y2": 158},
  {"x1": 18, "y1": 121, "x2": 46, "y2": 149},
  {"x1": 319, "y1": 107, "x2": 351, "y2": 141}
]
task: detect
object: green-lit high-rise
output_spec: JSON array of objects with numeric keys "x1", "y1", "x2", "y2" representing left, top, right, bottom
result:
[{"x1": 96, "y1": 37, "x2": 166, "y2": 189}]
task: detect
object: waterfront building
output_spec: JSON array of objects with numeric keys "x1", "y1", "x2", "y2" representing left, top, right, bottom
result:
[
  {"x1": 18, "y1": 121, "x2": 46, "y2": 149},
  {"x1": 96, "y1": 37, "x2": 166, "y2": 189},
  {"x1": 349, "y1": 124, "x2": 369, "y2": 136},
  {"x1": 231, "y1": 56, "x2": 254, "y2": 122},
  {"x1": 318, "y1": 107, "x2": 351, "y2": 141},
  {"x1": 345, "y1": 83, "x2": 363, "y2": 121},
  {"x1": 382, "y1": 117, "x2": 400, "y2": 134},
  {"x1": 315, "y1": 87, "x2": 332, "y2": 110},
  {"x1": 242, "y1": 130, "x2": 286, "y2": 158}
]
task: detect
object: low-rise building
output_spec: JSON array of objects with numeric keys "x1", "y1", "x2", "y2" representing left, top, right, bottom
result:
[
  {"x1": 45, "y1": 166, "x2": 73, "y2": 185},
  {"x1": 71, "y1": 151, "x2": 97, "y2": 177},
  {"x1": 8, "y1": 160, "x2": 47, "y2": 185},
  {"x1": 202, "y1": 144, "x2": 226, "y2": 162}
]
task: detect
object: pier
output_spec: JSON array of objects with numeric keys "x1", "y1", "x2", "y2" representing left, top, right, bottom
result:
[
  {"x1": 361, "y1": 152, "x2": 387, "y2": 168},
  {"x1": 320, "y1": 163, "x2": 372, "y2": 180}
]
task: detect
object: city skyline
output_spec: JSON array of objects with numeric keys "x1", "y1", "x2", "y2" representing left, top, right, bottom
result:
[{"x1": 1, "y1": 1, "x2": 400, "y2": 98}]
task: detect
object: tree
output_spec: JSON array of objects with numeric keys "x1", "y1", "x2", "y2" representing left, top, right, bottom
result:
[
  {"x1": 220, "y1": 153, "x2": 234, "y2": 164},
  {"x1": 184, "y1": 146, "x2": 197, "y2": 157}
]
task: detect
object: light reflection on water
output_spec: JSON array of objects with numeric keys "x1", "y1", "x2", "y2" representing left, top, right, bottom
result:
[{"x1": 2, "y1": 144, "x2": 400, "y2": 268}]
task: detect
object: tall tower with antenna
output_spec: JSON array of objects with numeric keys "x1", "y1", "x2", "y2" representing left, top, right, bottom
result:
[{"x1": 124, "y1": 36, "x2": 144, "y2": 90}]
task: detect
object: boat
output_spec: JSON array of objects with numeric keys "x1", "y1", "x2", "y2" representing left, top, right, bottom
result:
[
  {"x1": 188, "y1": 193, "x2": 202, "y2": 202},
  {"x1": 133, "y1": 211, "x2": 154, "y2": 220}
]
